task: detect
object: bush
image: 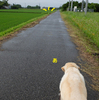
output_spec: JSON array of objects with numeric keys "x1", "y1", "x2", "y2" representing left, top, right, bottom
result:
[
  {"x1": 11, "y1": 4, "x2": 22, "y2": 9},
  {"x1": 11, "y1": 5, "x2": 18, "y2": 9}
]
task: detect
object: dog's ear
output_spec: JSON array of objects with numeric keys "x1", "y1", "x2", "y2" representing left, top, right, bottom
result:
[
  {"x1": 61, "y1": 67, "x2": 65, "y2": 72},
  {"x1": 74, "y1": 63, "x2": 80, "y2": 69},
  {"x1": 78, "y1": 66, "x2": 80, "y2": 69}
]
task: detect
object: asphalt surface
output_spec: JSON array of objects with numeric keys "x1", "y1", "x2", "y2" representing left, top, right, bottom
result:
[{"x1": 0, "y1": 11, "x2": 98, "y2": 100}]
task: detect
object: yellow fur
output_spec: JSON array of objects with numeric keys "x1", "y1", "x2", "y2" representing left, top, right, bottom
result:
[{"x1": 59, "y1": 62, "x2": 87, "y2": 100}]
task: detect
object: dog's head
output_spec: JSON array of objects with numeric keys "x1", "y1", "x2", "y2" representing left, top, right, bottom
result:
[{"x1": 61, "y1": 62, "x2": 80, "y2": 72}]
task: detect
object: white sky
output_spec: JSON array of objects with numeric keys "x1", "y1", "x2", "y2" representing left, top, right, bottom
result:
[{"x1": 8, "y1": 0, "x2": 99, "y2": 7}]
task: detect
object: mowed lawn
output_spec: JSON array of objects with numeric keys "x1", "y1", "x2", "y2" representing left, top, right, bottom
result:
[
  {"x1": 61, "y1": 11, "x2": 99, "y2": 48},
  {"x1": 0, "y1": 9, "x2": 48, "y2": 36}
]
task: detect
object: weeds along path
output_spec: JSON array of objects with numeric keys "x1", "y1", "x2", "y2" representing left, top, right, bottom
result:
[{"x1": 61, "y1": 11, "x2": 99, "y2": 49}]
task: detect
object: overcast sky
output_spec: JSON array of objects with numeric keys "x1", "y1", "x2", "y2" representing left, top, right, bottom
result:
[{"x1": 8, "y1": 0, "x2": 99, "y2": 7}]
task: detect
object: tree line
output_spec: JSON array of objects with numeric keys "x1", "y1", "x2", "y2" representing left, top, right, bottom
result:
[
  {"x1": 0, "y1": 0, "x2": 22, "y2": 9},
  {"x1": 0, "y1": 0, "x2": 40, "y2": 9},
  {"x1": 27, "y1": 5, "x2": 40, "y2": 9},
  {"x1": 61, "y1": 1, "x2": 99, "y2": 12},
  {"x1": 0, "y1": 0, "x2": 9, "y2": 8}
]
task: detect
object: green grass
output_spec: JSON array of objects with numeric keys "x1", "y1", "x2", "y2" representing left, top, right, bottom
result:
[
  {"x1": 62, "y1": 11, "x2": 99, "y2": 48},
  {"x1": 0, "y1": 9, "x2": 48, "y2": 13},
  {"x1": 0, "y1": 9, "x2": 53, "y2": 36},
  {"x1": 0, "y1": 12, "x2": 44, "y2": 32}
]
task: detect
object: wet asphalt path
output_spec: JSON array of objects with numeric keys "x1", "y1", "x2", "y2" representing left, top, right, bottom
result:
[{"x1": 0, "y1": 11, "x2": 97, "y2": 100}]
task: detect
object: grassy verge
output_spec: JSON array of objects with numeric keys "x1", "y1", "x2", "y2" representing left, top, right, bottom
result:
[
  {"x1": 60, "y1": 11, "x2": 99, "y2": 91},
  {"x1": 61, "y1": 11, "x2": 99, "y2": 50}
]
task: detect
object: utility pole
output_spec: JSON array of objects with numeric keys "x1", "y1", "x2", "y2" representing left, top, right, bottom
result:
[
  {"x1": 85, "y1": 0, "x2": 88, "y2": 14},
  {"x1": 68, "y1": 0, "x2": 70, "y2": 11},
  {"x1": 71, "y1": 0, "x2": 73, "y2": 11},
  {"x1": 81, "y1": 0, "x2": 84, "y2": 12}
]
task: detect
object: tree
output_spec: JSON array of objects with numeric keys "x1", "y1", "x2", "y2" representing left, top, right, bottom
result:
[
  {"x1": 61, "y1": 1, "x2": 99, "y2": 12},
  {"x1": 27, "y1": 5, "x2": 32, "y2": 9},
  {"x1": 61, "y1": 2, "x2": 69, "y2": 11},
  {"x1": 2, "y1": 0, "x2": 9, "y2": 6},
  {"x1": 0, "y1": 0, "x2": 9, "y2": 9},
  {"x1": 94, "y1": 3, "x2": 99, "y2": 12},
  {"x1": 0, "y1": 1, "x2": 4, "y2": 8},
  {"x1": 16, "y1": 4, "x2": 22, "y2": 8},
  {"x1": 0, "y1": 0, "x2": 9, "y2": 8},
  {"x1": 11, "y1": 4, "x2": 22, "y2": 9},
  {"x1": 59, "y1": 6, "x2": 62, "y2": 9},
  {"x1": 88, "y1": 3, "x2": 96, "y2": 11},
  {"x1": 73, "y1": 1, "x2": 78, "y2": 7},
  {"x1": 27, "y1": 5, "x2": 40, "y2": 9}
]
